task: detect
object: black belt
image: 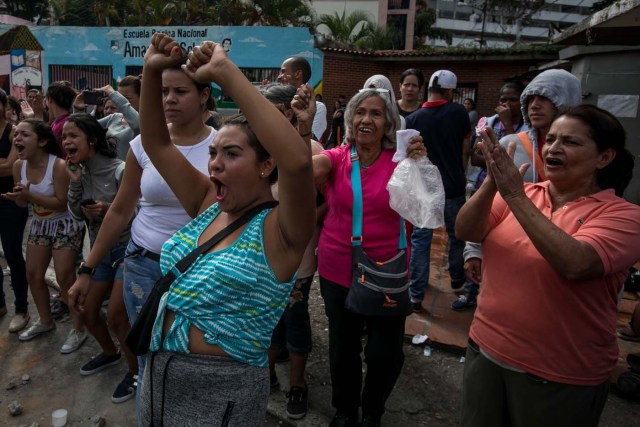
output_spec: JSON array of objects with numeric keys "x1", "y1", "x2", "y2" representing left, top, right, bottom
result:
[{"x1": 129, "y1": 240, "x2": 161, "y2": 262}]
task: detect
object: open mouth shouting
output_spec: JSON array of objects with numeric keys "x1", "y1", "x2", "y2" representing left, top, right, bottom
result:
[
  {"x1": 14, "y1": 143, "x2": 26, "y2": 158},
  {"x1": 210, "y1": 176, "x2": 228, "y2": 202},
  {"x1": 64, "y1": 144, "x2": 79, "y2": 162},
  {"x1": 544, "y1": 156, "x2": 564, "y2": 170}
]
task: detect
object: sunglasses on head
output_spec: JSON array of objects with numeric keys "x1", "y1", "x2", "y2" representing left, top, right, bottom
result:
[{"x1": 359, "y1": 87, "x2": 391, "y2": 103}]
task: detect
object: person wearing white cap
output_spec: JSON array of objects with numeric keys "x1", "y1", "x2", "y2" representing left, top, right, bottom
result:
[{"x1": 406, "y1": 69, "x2": 471, "y2": 312}]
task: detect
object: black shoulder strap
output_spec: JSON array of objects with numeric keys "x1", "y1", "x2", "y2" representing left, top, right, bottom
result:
[{"x1": 173, "y1": 200, "x2": 278, "y2": 274}]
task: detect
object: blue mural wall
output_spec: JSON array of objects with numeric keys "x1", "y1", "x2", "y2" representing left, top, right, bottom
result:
[{"x1": 18, "y1": 25, "x2": 322, "y2": 89}]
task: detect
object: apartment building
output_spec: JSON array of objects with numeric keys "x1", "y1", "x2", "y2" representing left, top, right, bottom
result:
[{"x1": 429, "y1": 0, "x2": 597, "y2": 47}]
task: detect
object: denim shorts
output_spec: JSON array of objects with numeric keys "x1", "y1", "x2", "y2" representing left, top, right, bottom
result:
[
  {"x1": 91, "y1": 239, "x2": 126, "y2": 282},
  {"x1": 123, "y1": 240, "x2": 163, "y2": 325},
  {"x1": 270, "y1": 275, "x2": 313, "y2": 354}
]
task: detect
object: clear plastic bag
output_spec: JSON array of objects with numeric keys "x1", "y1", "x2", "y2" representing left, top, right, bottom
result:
[{"x1": 387, "y1": 156, "x2": 445, "y2": 229}]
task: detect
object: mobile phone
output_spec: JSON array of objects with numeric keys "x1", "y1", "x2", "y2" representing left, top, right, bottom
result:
[
  {"x1": 80, "y1": 198, "x2": 96, "y2": 207},
  {"x1": 83, "y1": 90, "x2": 105, "y2": 105}
]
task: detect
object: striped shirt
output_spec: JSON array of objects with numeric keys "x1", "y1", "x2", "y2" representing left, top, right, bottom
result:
[{"x1": 149, "y1": 203, "x2": 295, "y2": 367}]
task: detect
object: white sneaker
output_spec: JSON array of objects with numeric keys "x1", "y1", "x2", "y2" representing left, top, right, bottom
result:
[
  {"x1": 18, "y1": 319, "x2": 55, "y2": 341},
  {"x1": 60, "y1": 329, "x2": 88, "y2": 354}
]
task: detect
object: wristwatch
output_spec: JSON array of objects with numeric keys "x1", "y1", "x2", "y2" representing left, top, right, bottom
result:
[{"x1": 77, "y1": 262, "x2": 96, "y2": 276}]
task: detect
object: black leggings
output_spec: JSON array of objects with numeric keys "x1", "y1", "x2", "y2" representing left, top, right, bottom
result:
[
  {"x1": 320, "y1": 277, "x2": 405, "y2": 420},
  {"x1": 0, "y1": 199, "x2": 28, "y2": 313}
]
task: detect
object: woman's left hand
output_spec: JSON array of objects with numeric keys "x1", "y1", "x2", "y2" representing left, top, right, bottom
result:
[
  {"x1": 144, "y1": 33, "x2": 183, "y2": 72},
  {"x1": 477, "y1": 127, "x2": 529, "y2": 201},
  {"x1": 406, "y1": 135, "x2": 427, "y2": 160},
  {"x1": 81, "y1": 200, "x2": 108, "y2": 221}
]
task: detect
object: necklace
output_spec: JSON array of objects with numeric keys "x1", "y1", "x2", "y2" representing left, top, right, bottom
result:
[
  {"x1": 360, "y1": 150, "x2": 381, "y2": 169},
  {"x1": 176, "y1": 127, "x2": 210, "y2": 158}
]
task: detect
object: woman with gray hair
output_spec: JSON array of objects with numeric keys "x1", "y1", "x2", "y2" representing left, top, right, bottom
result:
[
  {"x1": 313, "y1": 88, "x2": 425, "y2": 427},
  {"x1": 362, "y1": 74, "x2": 406, "y2": 130}
]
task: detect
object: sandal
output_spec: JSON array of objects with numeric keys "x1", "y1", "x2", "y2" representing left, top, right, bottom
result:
[{"x1": 617, "y1": 325, "x2": 640, "y2": 342}]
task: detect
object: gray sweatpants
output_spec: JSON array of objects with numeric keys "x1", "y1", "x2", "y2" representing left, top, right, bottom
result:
[{"x1": 140, "y1": 350, "x2": 269, "y2": 426}]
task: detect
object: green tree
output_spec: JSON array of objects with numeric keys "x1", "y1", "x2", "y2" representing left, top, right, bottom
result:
[
  {"x1": 93, "y1": 0, "x2": 120, "y2": 26},
  {"x1": 469, "y1": 0, "x2": 545, "y2": 44},
  {"x1": 356, "y1": 24, "x2": 400, "y2": 50},
  {"x1": 414, "y1": 0, "x2": 452, "y2": 47},
  {"x1": 248, "y1": 0, "x2": 315, "y2": 27},
  {"x1": 206, "y1": 0, "x2": 314, "y2": 27},
  {"x1": 206, "y1": 0, "x2": 254, "y2": 26},
  {"x1": 63, "y1": 0, "x2": 98, "y2": 25},
  {"x1": 1, "y1": 0, "x2": 50, "y2": 22},
  {"x1": 317, "y1": 10, "x2": 374, "y2": 48},
  {"x1": 49, "y1": 0, "x2": 68, "y2": 24}
]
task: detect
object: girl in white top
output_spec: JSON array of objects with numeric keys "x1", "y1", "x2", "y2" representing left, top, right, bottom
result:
[
  {"x1": 3, "y1": 119, "x2": 85, "y2": 351},
  {"x1": 68, "y1": 61, "x2": 215, "y2": 413}
]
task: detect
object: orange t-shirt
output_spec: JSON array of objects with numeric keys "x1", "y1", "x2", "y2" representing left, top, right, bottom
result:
[{"x1": 470, "y1": 182, "x2": 640, "y2": 385}]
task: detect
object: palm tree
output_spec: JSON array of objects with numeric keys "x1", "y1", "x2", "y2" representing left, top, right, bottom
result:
[
  {"x1": 49, "y1": 0, "x2": 68, "y2": 24},
  {"x1": 93, "y1": 0, "x2": 120, "y2": 26},
  {"x1": 249, "y1": 0, "x2": 315, "y2": 27},
  {"x1": 356, "y1": 25, "x2": 400, "y2": 50},
  {"x1": 317, "y1": 10, "x2": 374, "y2": 48},
  {"x1": 206, "y1": 0, "x2": 314, "y2": 27},
  {"x1": 206, "y1": 0, "x2": 254, "y2": 26}
]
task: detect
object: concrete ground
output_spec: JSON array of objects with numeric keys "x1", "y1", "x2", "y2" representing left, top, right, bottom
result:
[{"x1": 1, "y1": 229, "x2": 640, "y2": 426}]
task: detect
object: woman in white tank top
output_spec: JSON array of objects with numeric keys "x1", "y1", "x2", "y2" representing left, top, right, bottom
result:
[
  {"x1": 3, "y1": 119, "x2": 85, "y2": 351},
  {"x1": 67, "y1": 61, "x2": 216, "y2": 414}
]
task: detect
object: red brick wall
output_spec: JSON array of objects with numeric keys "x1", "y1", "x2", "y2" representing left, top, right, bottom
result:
[{"x1": 320, "y1": 53, "x2": 544, "y2": 137}]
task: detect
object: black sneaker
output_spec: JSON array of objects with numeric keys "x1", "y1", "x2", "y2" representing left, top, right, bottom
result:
[
  {"x1": 330, "y1": 413, "x2": 359, "y2": 427},
  {"x1": 270, "y1": 370, "x2": 280, "y2": 389},
  {"x1": 286, "y1": 385, "x2": 308, "y2": 420},
  {"x1": 80, "y1": 352, "x2": 122, "y2": 376},
  {"x1": 361, "y1": 415, "x2": 381, "y2": 427},
  {"x1": 112, "y1": 372, "x2": 137, "y2": 403}
]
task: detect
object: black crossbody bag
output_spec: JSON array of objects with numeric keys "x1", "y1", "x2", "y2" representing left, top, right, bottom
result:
[
  {"x1": 344, "y1": 145, "x2": 412, "y2": 317},
  {"x1": 125, "y1": 201, "x2": 278, "y2": 356}
]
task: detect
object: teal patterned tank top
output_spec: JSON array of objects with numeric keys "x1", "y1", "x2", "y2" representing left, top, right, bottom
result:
[{"x1": 149, "y1": 202, "x2": 295, "y2": 367}]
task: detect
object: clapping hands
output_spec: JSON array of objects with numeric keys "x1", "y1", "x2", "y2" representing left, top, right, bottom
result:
[{"x1": 476, "y1": 126, "x2": 529, "y2": 201}]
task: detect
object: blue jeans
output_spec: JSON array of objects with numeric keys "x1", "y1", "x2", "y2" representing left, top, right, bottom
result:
[
  {"x1": 0, "y1": 199, "x2": 28, "y2": 313},
  {"x1": 122, "y1": 240, "x2": 163, "y2": 426},
  {"x1": 409, "y1": 195, "x2": 466, "y2": 302}
]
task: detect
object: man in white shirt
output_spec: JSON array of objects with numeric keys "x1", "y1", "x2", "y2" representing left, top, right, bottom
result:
[{"x1": 277, "y1": 56, "x2": 327, "y2": 142}]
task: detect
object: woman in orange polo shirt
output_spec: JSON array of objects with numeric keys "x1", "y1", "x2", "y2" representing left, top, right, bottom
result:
[{"x1": 456, "y1": 104, "x2": 640, "y2": 427}]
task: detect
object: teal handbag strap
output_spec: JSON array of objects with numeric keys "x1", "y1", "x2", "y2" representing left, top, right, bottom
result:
[{"x1": 350, "y1": 145, "x2": 406, "y2": 250}]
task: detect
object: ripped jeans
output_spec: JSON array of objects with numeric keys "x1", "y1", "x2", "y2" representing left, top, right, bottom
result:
[{"x1": 123, "y1": 239, "x2": 163, "y2": 426}]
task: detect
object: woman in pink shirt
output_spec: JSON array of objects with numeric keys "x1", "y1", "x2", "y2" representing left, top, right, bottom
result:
[
  {"x1": 456, "y1": 104, "x2": 640, "y2": 427},
  {"x1": 313, "y1": 88, "x2": 424, "y2": 427}
]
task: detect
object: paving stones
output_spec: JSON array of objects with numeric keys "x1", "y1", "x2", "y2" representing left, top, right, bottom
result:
[
  {"x1": 8, "y1": 399, "x2": 23, "y2": 416},
  {"x1": 6, "y1": 374, "x2": 31, "y2": 391},
  {"x1": 90, "y1": 415, "x2": 106, "y2": 427}
]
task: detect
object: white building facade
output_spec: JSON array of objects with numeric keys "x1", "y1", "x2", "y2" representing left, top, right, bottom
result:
[{"x1": 430, "y1": 0, "x2": 597, "y2": 47}]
